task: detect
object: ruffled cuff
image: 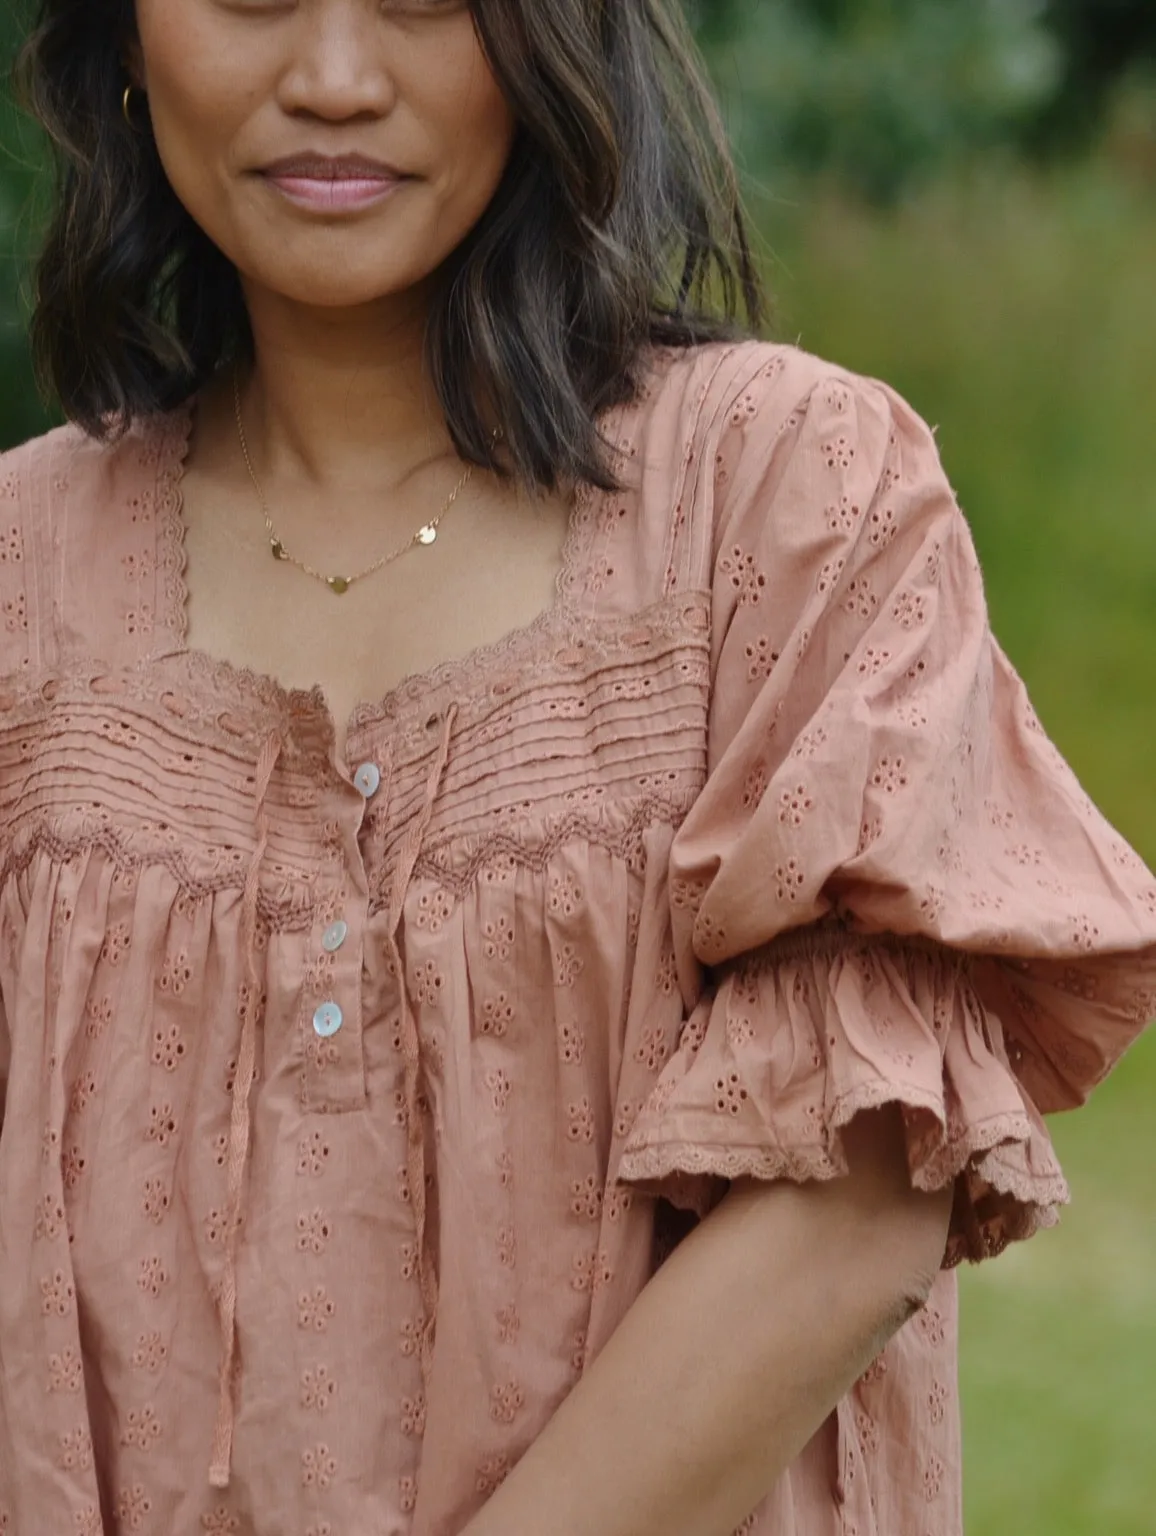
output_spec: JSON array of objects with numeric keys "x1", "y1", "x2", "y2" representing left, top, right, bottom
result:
[{"x1": 615, "y1": 930, "x2": 1070, "y2": 1265}]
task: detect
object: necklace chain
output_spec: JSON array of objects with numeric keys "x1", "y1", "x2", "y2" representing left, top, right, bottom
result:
[{"x1": 233, "y1": 368, "x2": 478, "y2": 595}]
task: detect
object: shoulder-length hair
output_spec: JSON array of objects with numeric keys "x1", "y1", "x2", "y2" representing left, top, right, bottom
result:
[{"x1": 16, "y1": 0, "x2": 767, "y2": 494}]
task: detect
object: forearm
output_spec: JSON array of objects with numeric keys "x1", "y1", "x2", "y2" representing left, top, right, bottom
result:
[{"x1": 460, "y1": 1107, "x2": 952, "y2": 1536}]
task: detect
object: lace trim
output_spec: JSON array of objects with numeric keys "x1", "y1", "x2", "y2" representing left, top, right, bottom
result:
[
  {"x1": 0, "y1": 817, "x2": 316, "y2": 931},
  {"x1": 616, "y1": 1090, "x2": 1070, "y2": 1266},
  {"x1": 0, "y1": 790, "x2": 701, "y2": 929},
  {"x1": 408, "y1": 789, "x2": 700, "y2": 902},
  {"x1": 135, "y1": 573, "x2": 712, "y2": 760},
  {"x1": 21, "y1": 585, "x2": 708, "y2": 767},
  {"x1": 153, "y1": 401, "x2": 194, "y2": 648}
]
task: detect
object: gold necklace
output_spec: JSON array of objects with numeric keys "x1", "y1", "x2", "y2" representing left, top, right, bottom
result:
[{"x1": 233, "y1": 369, "x2": 478, "y2": 595}]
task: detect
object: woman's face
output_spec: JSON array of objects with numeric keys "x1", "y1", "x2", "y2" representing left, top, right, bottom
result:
[{"x1": 130, "y1": 0, "x2": 518, "y2": 315}]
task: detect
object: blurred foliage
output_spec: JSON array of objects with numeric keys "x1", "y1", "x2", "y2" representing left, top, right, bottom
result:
[
  {"x1": 694, "y1": 0, "x2": 1063, "y2": 205},
  {"x1": 691, "y1": 0, "x2": 1156, "y2": 205},
  {"x1": 1019, "y1": 0, "x2": 1156, "y2": 153}
]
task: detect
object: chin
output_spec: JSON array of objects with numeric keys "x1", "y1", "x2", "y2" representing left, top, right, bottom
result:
[{"x1": 244, "y1": 254, "x2": 437, "y2": 313}]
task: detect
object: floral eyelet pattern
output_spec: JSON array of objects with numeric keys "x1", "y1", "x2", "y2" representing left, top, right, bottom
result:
[{"x1": 0, "y1": 340, "x2": 1151, "y2": 1536}]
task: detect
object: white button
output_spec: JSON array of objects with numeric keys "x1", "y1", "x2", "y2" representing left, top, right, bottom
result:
[
  {"x1": 353, "y1": 762, "x2": 382, "y2": 798},
  {"x1": 313, "y1": 1001, "x2": 344, "y2": 1039},
  {"x1": 322, "y1": 920, "x2": 349, "y2": 953}
]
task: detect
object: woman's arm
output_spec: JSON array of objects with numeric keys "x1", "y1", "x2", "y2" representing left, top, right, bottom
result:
[{"x1": 460, "y1": 1106, "x2": 953, "y2": 1536}]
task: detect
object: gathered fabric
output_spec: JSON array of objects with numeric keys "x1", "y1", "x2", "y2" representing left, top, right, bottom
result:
[
  {"x1": 386, "y1": 704, "x2": 459, "y2": 1401},
  {"x1": 0, "y1": 338, "x2": 1152, "y2": 1536}
]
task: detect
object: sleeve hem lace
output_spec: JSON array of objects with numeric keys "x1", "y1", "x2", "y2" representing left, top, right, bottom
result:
[{"x1": 616, "y1": 932, "x2": 1073, "y2": 1266}]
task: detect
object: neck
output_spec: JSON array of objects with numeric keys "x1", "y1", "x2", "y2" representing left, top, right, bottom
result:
[{"x1": 235, "y1": 280, "x2": 457, "y2": 496}]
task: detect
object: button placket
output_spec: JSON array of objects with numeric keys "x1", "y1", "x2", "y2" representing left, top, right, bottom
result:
[{"x1": 302, "y1": 779, "x2": 373, "y2": 1113}]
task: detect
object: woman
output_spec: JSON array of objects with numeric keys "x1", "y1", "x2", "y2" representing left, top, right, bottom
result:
[{"x1": 1, "y1": 2, "x2": 1152, "y2": 1532}]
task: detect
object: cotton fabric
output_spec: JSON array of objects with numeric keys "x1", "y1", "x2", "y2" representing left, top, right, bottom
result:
[{"x1": 0, "y1": 339, "x2": 1152, "y2": 1536}]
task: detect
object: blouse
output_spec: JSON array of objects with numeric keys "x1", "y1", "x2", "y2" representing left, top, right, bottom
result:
[{"x1": 0, "y1": 338, "x2": 1153, "y2": 1536}]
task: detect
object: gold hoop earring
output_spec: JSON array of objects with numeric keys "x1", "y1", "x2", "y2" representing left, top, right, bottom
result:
[{"x1": 122, "y1": 85, "x2": 137, "y2": 128}]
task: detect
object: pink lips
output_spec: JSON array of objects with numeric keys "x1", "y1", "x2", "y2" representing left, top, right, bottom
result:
[
  {"x1": 259, "y1": 154, "x2": 410, "y2": 212},
  {"x1": 267, "y1": 175, "x2": 404, "y2": 210}
]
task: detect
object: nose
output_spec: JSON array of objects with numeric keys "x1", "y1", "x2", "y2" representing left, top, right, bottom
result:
[{"x1": 277, "y1": 3, "x2": 397, "y2": 122}]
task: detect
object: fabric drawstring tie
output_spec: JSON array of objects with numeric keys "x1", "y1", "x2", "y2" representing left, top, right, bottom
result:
[
  {"x1": 205, "y1": 707, "x2": 455, "y2": 1485},
  {"x1": 383, "y1": 704, "x2": 458, "y2": 1398},
  {"x1": 209, "y1": 728, "x2": 284, "y2": 1489}
]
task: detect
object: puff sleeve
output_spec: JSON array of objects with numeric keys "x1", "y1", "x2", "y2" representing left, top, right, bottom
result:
[{"x1": 615, "y1": 353, "x2": 1156, "y2": 1264}]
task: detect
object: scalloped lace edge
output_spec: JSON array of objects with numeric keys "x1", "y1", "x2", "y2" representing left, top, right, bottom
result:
[{"x1": 616, "y1": 1087, "x2": 1070, "y2": 1265}]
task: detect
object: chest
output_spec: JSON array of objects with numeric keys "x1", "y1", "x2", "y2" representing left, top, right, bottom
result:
[{"x1": 179, "y1": 473, "x2": 574, "y2": 763}]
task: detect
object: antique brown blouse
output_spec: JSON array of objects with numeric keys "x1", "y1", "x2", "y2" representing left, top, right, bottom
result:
[{"x1": 0, "y1": 339, "x2": 1153, "y2": 1536}]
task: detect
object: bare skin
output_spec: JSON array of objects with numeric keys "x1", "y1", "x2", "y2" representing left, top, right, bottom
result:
[
  {"x1": 130, "y1": 0, "x2": 571, "y2": 764},
  {"x1": 181, "y1": 376, "x2": 570, "y2": 763}
]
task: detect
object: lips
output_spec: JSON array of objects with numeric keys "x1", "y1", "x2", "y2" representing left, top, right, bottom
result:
[
  {"x1": 259, "y1": 155, "x2": 410, "y2": 213},
  {"x1": 260, "y1": 153, "x2": 409, "y2": 181}
]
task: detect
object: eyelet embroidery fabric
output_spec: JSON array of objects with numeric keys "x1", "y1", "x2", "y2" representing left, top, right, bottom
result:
[{"x1": 0, "y1": 341, "x2": 1152, "y2": 1536}]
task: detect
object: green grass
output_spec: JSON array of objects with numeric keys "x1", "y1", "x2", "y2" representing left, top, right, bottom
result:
[{"x1": 757, "y1": 164, "x2": 1156, "y2": 1532}]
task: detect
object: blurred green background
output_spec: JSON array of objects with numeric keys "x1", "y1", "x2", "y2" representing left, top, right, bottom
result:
[{"x1": 3, "y1": 3, "x2": 1154, "y2": 1531}]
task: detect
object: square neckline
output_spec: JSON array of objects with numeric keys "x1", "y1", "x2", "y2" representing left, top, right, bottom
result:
[{"x1": 148, "y1": 385, "x2": 636, "y2": 761}]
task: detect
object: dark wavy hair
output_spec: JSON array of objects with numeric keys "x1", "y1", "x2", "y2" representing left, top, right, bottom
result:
[{"x1": 16, "y1": 0, "x2": 767, "y2": 493}]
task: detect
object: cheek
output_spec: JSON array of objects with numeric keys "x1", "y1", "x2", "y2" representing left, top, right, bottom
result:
[
  {"x1": 148, "y1": 94, "x2": 226, "y2": 219},
  {"x1": 137, "y1": 24, "x2": 255, "y2": 236},
  {"x1": 152, "y1": 85, "x2": 265, "y2": 265},
  {"x1": 426, "y1": 51, "x2": 517, "y2": 203}
]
